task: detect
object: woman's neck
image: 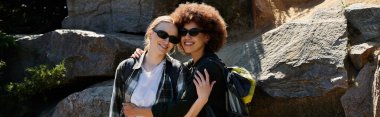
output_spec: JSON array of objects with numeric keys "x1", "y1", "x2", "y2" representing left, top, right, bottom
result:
[
  {"x1": 143, "y1": 51, "x2": 165, "y2": 71},
  {"x1": 191, "y1": 49, "x2": 205, "y2": 65}
]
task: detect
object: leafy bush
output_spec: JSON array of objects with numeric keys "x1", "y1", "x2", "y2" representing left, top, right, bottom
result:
[
  {"x1": 0, "y1": 60, "x2": 4, "y2": 69},
  {"x1": 6, "y1": 62, "x2": 67, "y2": 101},
  {"x1": 0, "y1": 31, "x2": 17, "y2": 52},
  {"x1": 0, "y1": 60, "x2": 5, "y2": 76}
]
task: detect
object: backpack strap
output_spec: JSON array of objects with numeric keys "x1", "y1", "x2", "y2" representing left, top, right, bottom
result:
[
  {"x1": 206, "y1": 58, "x2": 231, "y2": 112},
  {"x1": 207, "y1": 58, "x2": 250, "y2": 117},
  {"x1": 206, "y1": 57, "x2": 227, "y2": 76}
]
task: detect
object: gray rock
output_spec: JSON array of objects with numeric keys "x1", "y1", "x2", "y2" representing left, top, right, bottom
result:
[
  {"x1": 62, "y1": 0, "x2": 179, "y2": 33},
  {"x1": 349, "y1": 42, "x2": 377, "y2": 70},
  {"x1": 340, "y1": 4, "x2": 380, "y2": 117},
  {"x1": 51, "y1": 80, "x2": 113, "y2": 117},
  {"x1": 15, "y1": 29, "x2": 143, "y2": 79},
  {"x1": 218, "y1": 7, "x2": 348, "y2": 98},
  {"x1": 345, "y1": 3, "x2": 380, "y2": 45},
  {"x1": 5, "y1": 34, "x2": 44, "y2": 81},
  {"x1": 341, "y1": 61, "x2": 376, "y2": 117},
  {"x1": 61, "y1": 0, "x2": 257, "y2": 35},
  {"x1": 374, "y1": 55, "x2": 380, "y2": 117}
]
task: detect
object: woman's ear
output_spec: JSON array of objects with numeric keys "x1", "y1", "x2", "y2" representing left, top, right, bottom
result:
[
  {"x1": 148, "y1": 31, "x2": 153, "y2": 40},
  {"x1": 203, "y1": 34, "x2": 210, "y2": 44}
]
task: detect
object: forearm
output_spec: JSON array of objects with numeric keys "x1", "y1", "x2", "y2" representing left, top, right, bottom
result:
[
  {"x1": 123, "y1": 104, "x2": 153, "y2": 117},
  {"x1": 138, "y1": 108, "x2": 153, "y2": 117},
  {"x1": 184, "y1": 98, "x2": 208, "y2": 117}
]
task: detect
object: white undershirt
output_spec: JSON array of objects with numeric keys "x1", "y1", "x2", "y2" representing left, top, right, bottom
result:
[{"x1": 131, "y1": 60, "x2": 165, "y2": 107}]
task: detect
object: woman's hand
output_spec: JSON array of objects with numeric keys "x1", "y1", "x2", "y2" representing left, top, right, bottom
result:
[
  {"x1": 130, "y1": 48, "x2": 144, "y2": 58},
  {"x1": 193, "y1": 69, "x2": 216, "y2": 103},
  {"x1": 185, "y1": 69, "x2": 216, "y2": 117}
]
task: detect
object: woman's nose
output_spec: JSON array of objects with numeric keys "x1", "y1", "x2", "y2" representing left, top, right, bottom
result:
[
  {"x1": 162, "y1": 38, "x2": 169, "y2": 44},
  {"x1": 183, "y1": 33, "x2": 191, "y2": 40}
]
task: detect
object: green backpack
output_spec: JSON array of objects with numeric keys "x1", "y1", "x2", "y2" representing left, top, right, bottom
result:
[
  {"x1": 225, "y1": 66, "x2": 256, "y2": 117},
  {"x1": 209, "y1": 58, "x2": 256, "y2": 117}
]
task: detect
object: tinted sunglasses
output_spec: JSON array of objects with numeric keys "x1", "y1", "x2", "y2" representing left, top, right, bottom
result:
[
  {"x1": 153, "y1": 29, "x2": 180, "y2": 44},
  {"x1": 179, "y1": 28, "x2": 204, "y2": 37}
]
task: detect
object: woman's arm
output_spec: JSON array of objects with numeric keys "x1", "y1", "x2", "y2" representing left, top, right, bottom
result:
[
  {"x1": 109, "y1": 60, "x2": 128, "y2": 117},
  {"x1": 185, "y1": 69, "x2": 215, "y2": 117},
  {"x1": 123, "y1": 103, "x2": 153, "y2": 117},
  {"x1": 123, "y1": 69, "x2": 215, "y2": 117}
]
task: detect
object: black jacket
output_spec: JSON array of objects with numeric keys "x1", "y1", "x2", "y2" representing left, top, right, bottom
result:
[{"x1": 152, "y1": 49, "x2": 227, "y2": 117}]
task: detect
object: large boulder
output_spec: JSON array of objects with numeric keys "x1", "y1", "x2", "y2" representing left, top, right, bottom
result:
[
  {"x1": 12, "y1": 29, "x2": 143, "y2": 79},
  {"x1": 51, "y1": 80, "x2": 113, "y2": 117},
  {"x1": 345, "y1": 3, "x2": 380, "y2": 45},
  {"x1": 220, "y1": 7, "x2": 348, "y2": 98},
  {"x1": 62, "y1": 0, "x2": 180, "y2": 33},
  {"x1": 217, "y1": 5, "x2": 348, "y2": 117}
]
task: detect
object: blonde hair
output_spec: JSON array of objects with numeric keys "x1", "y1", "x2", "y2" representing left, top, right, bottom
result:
[{"x1": 144, "y1": 15, "x2": 175, "y2": 50}]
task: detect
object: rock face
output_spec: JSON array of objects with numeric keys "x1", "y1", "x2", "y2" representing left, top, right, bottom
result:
[
  {"x1": 341, "y1": 61, "x2": 377, "y2": 117},
  {"x1": 250, "y1": 87, "x2": 346, "y2": 117},
  {"x1": 60, "y1": 0, "x2": 326, "y2": 35},
  {"x1": 62, "y1": 0, "x2": 255, "y2": 35},
  {"x1": 345, "y1": 3, "x2": 380, "y2": 45},
  {"x1": 62, "y1": 0, "x2": 179, "y2": 33},
  {"x1": 14, "y1": 29, "x2": 143, "y2": 79},
  {"x1": 51, "y1": 80, "x2": 113, "y2": 117},
  {"x1": 221, "y1": 7, "x2": 348, "y2": 98},
  {"x1": 216, "y1": 2, "x2": 350, "y2": 116},
  {"x1": 340, "y1": 4, "x2": 380, "y2": 117},
  {"x1": 375, "y1": 55, "x2": 380, "y2": 117},
  {"x1": 252, "y1": 0, "x2": 325, "y2": 30}
]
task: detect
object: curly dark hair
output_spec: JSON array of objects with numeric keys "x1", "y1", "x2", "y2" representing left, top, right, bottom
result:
[{"x1": 170, "y1": 2, "x2": 227, "y2": 52}]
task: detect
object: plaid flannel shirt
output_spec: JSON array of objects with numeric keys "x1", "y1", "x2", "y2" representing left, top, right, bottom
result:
[{"x1": 109, "y1": 52, "x2": 186, "y2": 117}]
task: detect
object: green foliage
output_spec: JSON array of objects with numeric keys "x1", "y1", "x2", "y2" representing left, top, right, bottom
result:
[
  {"x1": 5, "y1": 62, "x2": 67, "y2": 101},
  {"x1": 0, "y1": 60, "x2": 5, "y2": 69},
  {"x1": 0, "y1": 60, "x2": 5, "y2": 77},
  {"x1": 0, "y1": 31, "x2": 17, "y2": 51},
  {"x1": 0, "y1": 60, "x2": 5, "y2": 80}
]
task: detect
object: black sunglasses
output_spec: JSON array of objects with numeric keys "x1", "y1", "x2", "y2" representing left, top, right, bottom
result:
[
  {"x1": 153, "y1": 29, "x2": 180, "y2": 44},
  {"x1": 179, "y1": 28, "x2": 204, "y2": 37}
]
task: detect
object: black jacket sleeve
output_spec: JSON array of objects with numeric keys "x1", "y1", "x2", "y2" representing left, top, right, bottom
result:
[
  {"x1": 109, "y1": 59, "x2": 134, "y2": 117},
  {"x1": 195, "y1": 60, "x2": 227, "y2": 117}
]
